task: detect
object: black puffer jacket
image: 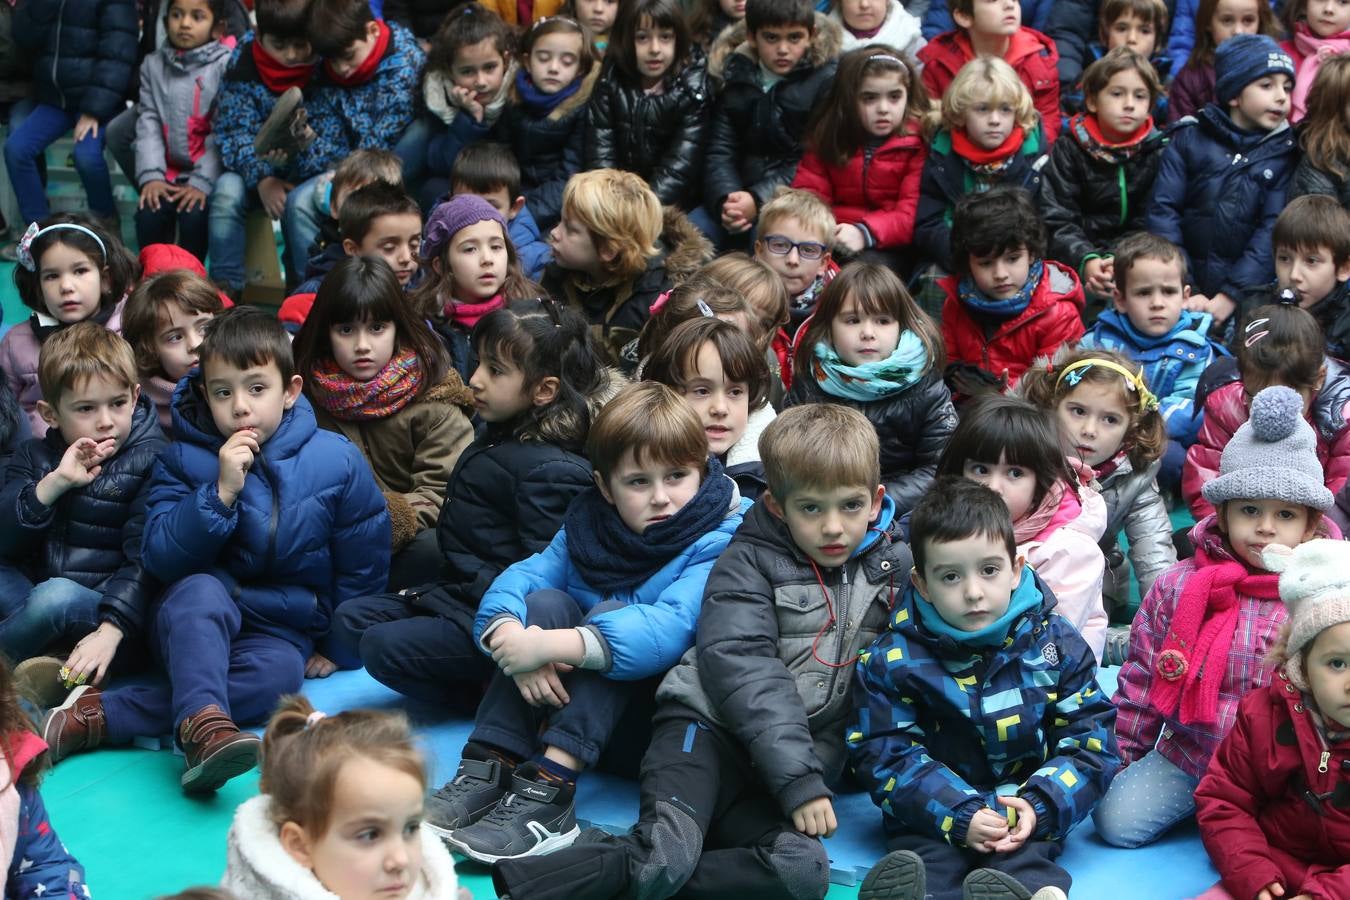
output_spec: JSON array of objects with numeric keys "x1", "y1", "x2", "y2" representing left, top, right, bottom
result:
[
  {"x1": 384, "y1": 0, "x2": 458, "y2": 40},
  {"x1": 1290, "y1": 157, "x2": 1350, "y2": 211},
  {"x1": 783, "y1": 368, "x2": 957, "y2": 515},
  {"x1": 12, "y1": 0, "x2": 139, "y2": 121},
  {"x1": 585, "y1": 53, "x2": 711, "y2": 209},
  {"x1": 0, "y1": 395, "x2": 166, "y2": 638},
  {"x1": 1040, "y1": 118, "x2": 1170, "y2": 273},
  {"x1": 702, "y1": 14, "x2": 843, "y2": 212}
]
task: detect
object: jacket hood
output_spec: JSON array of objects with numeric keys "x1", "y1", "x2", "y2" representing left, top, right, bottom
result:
[
  {"x1": 659, "y1": 206, "x2": 715, "y2": 283},
  {"x1": 1037, "y1": 473, "x2": 1108, "y2": 543},
  {"x1": 510, "y1": 60, "x2": 601, "y2": 121},
  {"x1": 1196, "y1": 103, "x2": 1292, "y2": 148},
  {"x1": 162, "y1": 37, "x2": 233, "y2": 73},
  {"x1": 726, "y1": 401, "x2": 775, "y2": 468},
  {"x1": 707, "y1": 12, "x2": 844, "y2": 83},
  {"x1": 1091, "y1": 307, "x2": 1218, "y2": 350},
  {"x1": 171, "y1": 374, "x2": 318, "y2": 461},
  {"x1": 1006, "y1": 27, "x2": 1056, "y2": 66}
]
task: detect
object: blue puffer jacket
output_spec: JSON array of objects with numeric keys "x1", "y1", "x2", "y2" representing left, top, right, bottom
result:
[
  {"x1": 305, "y1": 22, "x2": 424, "y2": 173},
  {"x1": 1143, "y1": 106, "x2": 1299, "y2": 298},
  {"x1": 848, "y1": 568, "x2": 1119, "y2": 844},
  {"x1": 12, "y1": 0, "x2": 139, "y2": 121},
  {"x1": 921, "y1": 0, "x2": 1052, "y2": 38},
  {"x1": 1081, "y1": 308, "x2": 1230, "y2": 444},
  {"x1": 474, "y1": 492, "x2": 751, "y2": 681},
  {"x1": 141, "y1": 378, "x2": 390, "y2": 655}
]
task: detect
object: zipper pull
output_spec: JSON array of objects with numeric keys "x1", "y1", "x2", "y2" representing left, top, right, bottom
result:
[{"x1": 1319, "y1": 750, "x2": 1330, "y2": 774}]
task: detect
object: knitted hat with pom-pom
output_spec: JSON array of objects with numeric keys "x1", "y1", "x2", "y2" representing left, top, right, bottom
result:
[
  {"x1": 1262, "y1": 540, "x2": 1350, "y2": 690},
  {"x1": 1201, "y1": 385, "x2": 1333, "y2": 511}
]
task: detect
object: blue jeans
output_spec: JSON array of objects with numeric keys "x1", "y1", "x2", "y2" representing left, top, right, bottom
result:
[
  {"x1": 281, "y1": 173, "x2": 325, "y2": 288},
  {"x1": 393, "y1": 116, "x2": 432, "y2": 187},
  {"x1": 0, "y1": 566, "x2": 101, "y2": 662},
  {"x1": 1092, "y1": 750, "x2": 1199, "y2": 848},
  {"x1": 3, "y1": 102, "x2": 116, "y2": 222},
  {"x1": 209, "y1": 171, "x2": 326, "y2": 291}
]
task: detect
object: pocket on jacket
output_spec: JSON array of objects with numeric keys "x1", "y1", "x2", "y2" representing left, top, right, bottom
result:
[{"x1": 774, "y1": 588, "x2": 830, "y2": 637}]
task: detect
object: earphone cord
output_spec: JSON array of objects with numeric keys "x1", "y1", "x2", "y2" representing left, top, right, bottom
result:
[{"x1": 806, "y1": 532, "x2": 895, "y2": 669}]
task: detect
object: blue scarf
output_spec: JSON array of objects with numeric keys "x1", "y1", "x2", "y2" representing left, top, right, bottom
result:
[
  {"x1": 811, "y1": 330, "x2": 930, "y2": 402},
  {"x1": 515, "y1": 67, "x2": 582, "y2": 115},
  {"x1": 957, "y1": 259, "x2": 1044, "y2": 320},
  {"x1": 915, "y1": 566, "x2": 1044, "y2": 648},
  {"x1": 564, "y1": 456, "x2": 736, "y2": 593}
]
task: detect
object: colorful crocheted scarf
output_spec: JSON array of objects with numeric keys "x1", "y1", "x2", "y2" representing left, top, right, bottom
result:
[{"x1": 309, "y1": 348, "x2": 424, "y2": 422}]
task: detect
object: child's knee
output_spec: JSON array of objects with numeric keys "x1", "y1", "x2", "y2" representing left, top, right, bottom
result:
[
  {"x1": 26, "y1": 578, "x2": 93, "y2": 617},
  {"x1": 634, "y1": 798, "x2": 705, "y2": 895},
  {"x1": 522, "y1": 589, "x2": 583, "y2": 627},
  {"x1": 1091, "y1": 796, "x2": 1154, "y2": 849},
  {"x1": 766, "y1": 831, "x2": 830, "y2": 900}
]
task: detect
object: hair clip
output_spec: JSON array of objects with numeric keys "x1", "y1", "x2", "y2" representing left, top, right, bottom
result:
[
  {"x1": 1244, "y1": 316, "x2": 1271, "y2": 347},
  {"x1": 696, "y1": 299, "x2": 715, "y2": 319},
  {"x1": 1276, "y1": 288, "x2": 1298, "y2": 306},
  {"x1": 868, "y1": 54, "x2": 906, "y2": 66},
  {"x1": 305, "y1": 710, "x2": 327, "y2": 729},
  {"x1": 15, "y1": 221, "x2": 107, "y2": 272},
  {"x1": 649, "y1": 290, "x2": 672, "y2": 316},
  {"x1": 532, "y1": 15, "x2": 580, "y2": 30},
  {"x1": 540, "y1": 296, "x2": 563, "y2": 328}
]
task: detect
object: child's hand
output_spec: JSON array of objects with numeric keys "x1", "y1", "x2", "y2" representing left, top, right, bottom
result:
[
  {"x1": 791, "y1": 797, "x2": 837, "y2": 838},
  {"x1": 1208, "y1": 291, "x2": 1237, "y2": 324},
  {"x1": 1083, "y1": 257, "x2": 1115, "y2": 297},
  {"x1": 722, "y1": 192, "x2": 756, "y2": 233},
  {"x1": 36, "y1": 437, "x2": 116, "y2": 505},
  {"x1": 490, "y1": 624, "x2": 556, "y2": 675},
  {"x1": 257, "y1": 176, "x2": 294, "y2": 220},
  {"x1": 175, "y1": 185, "x2": 207, "y2": 213},
  {"x1": 216, "y1": 428, "x2": 259, "y2": 507},
  {"x1": 63, "y1": 622, "x2": 124, "y2": 687},
  {"x1": 965, "y1": 807, "x2": 1010, "y2": 852},
  {"x1": 512, "y1": 661, "x2": 573, "y2": 708},
  {"x1": 260, "y1": 148, "x2": 291, "y2": 167},
  {"x1": 448, "y1": 84, "x2": 486, "y2": 122},
  {"x1": 989, "y1": 796, "x2": 1035, "y2": 853},
  {"x1": 835, "y1": 223, "x2": 867, "y2": 254},
  {"x1": 305, "y1": 652, "x2": 337, "y2": 678},
  {"x1": 139, "y1": 180, "x2": 175, "y2": 211},
  {"x1": 74, "y1": 114, "x2": 100, "y2": 141}
]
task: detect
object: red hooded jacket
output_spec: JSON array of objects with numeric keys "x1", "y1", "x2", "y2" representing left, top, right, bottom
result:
[{"x1": 1195, "y1": 674, "x2": 1350, "y2": 900}]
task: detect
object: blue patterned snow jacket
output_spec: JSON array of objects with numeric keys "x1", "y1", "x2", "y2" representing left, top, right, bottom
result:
[
  {"x1": 1081, "y1": 308, "x2": 1230, "y2": 445},
  {"x1": 847, "y1": 567, "x2": 1119, "y2": 844}
]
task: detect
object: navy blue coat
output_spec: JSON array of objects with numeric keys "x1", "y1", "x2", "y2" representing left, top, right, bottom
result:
[
  {"x1": 1143, "y1": 106, "x2": 1298, "y2": 298},
  {"x1": 12, "y1": 0, "x2": 139, "y2": 121},
  {"x1": 141, "y1": 380, "x2": 390, "y2": 655}
]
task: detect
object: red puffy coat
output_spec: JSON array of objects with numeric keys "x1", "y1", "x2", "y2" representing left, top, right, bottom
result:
[
  {"x1": 1182, "y1": 359, "x2": 1350, "y2": 520},
  {"x1": 1194, "y1": 674, "x2": 1350, "y2": 900},
  {"x1": 791, "y1": 122, "x2": 928, "y2": 249},
  {"x1": 917, "y1": 28, "x2": 1061, "y2": 144},
  {"x1": 939, "y1": 258, "x2": 1085, "y2": 387}
]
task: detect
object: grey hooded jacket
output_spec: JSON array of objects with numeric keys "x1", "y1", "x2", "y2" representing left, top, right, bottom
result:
[{"x1": 134, "y1": 39, "x2": 233, "y2": 194}]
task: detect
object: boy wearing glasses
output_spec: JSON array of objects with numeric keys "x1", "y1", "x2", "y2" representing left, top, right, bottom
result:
[{"x1": 755, "y1": 189, "x2": 842, "y2": 332}]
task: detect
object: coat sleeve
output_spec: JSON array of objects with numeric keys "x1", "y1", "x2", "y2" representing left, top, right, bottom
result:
[
  {"x1": 695, "y1": 541, "x2": 831, "y2": 816},
  {"x1": 6, "y1": 783, "x2": 90, "y2": 899},
  {"x1": 1290, "y1": 158, "x2": 1341, "y2": 201},
  {"x1": 1120, "y1": 474, "x2": 1177, "y2": 601},
  {"x1": 913, "y1": 155, "x2": 954, "y2": 271},
  {"x1": 401, "y1": 403, "x2": 474, "y2": 531},
  {"x1": 139, "y1": 450, "x2": 241, "y2": 583},
  {"x1": 703, "y1": 96, "x2": 744, "y2": 212},
  {"x1": 1028, "y1": 531, "x2": 1106, "y2": 662},
  {"x1": 790, "y1": 149, "x2": 836, "y2": 205},
  {"x1": 1031, "y1": 301, "x2": 1087, "y2": 370},
  {"x1": 425, "y1": 112, "x2": 493, "y2": 176},
  {"x1": 215, "y1": 75, "x2": 275, "y2": 189},
  {"x1": 1030, "y1": 54, "x2": 1062, "y2": 145},
  {"x1": 1182, "y1": 388, "x2": 1233, "y2": 519},
  {"x1": 327, "y1": 443, "x2": 393, "y2": 606},
  {"x1": 1044, "y1": 0, "x2": 1097, "y2": 91},
  {"x1": 1112, "y1": 569, "x2": 1178, "y2": 764},
  {"x1": 97, "y1": 473, "x2": 161, "y2": 640},
  {"x1": 920, "y1": 0, "x2": 954, "y2": 39},
  {"x1": 528, "y1": 114, "x2": 585, "y2": 227},
  {"x1": 1160, "y1": 348, "x2": 1215, "y2": 444},
  {"x1": 859, "y1": 144, "x2": 927, "y2": 249},
  {"x1": 1143, "y1": 134, "x2": 1190, "y2": 250},
  {"x1": 134, "y1": 60, "x2": 169, "y2": 187},
  {"x1": 12, "y1": 0, "x2": 60, "y2": 48},
  {"x1": 83, "y1": 0, "x2": 139, "y2": 121},
  {"x1": 473, "y1": 530, "x2": 573, "y2": 648},
  {"x1": 1168, "y1": 69, "x2": 1205, "y2": 123},
  {"x1": 1221, "y1": 169, "x2": 1287, "y2": 297},
  {"x1": 1040, "y1": 141, "x2": 1096, "y2": 272},
  {"x1": 584, "y1": 73, "x2": 618, "y2": 171},
  {"x1": 1167, "y1": 0, "x2": 1198, "y2": 77},
  {"x1": 646, "y1": 74, "x2": 712, "y2": 207},
  {"x1": 883, "y1": 376, "x2": 957, "y2": 515},
  {"x1": 0, "y1": 446, "x2": 52, "y2": 560}
]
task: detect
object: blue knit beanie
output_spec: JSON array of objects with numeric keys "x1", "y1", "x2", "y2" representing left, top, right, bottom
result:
[{"x1": 1215, "y1": 34, "x2": 1295, "y2": 106}]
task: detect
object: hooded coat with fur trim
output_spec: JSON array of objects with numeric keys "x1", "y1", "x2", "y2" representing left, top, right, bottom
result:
[
  {"x1": 918, "y1": 27, "x2": 1061, "y2": 143},
  {"x1": 702, "y1": 14, "x2": 843, "y2": 212}
]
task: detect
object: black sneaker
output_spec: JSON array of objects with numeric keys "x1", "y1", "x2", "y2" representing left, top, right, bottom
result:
[
  {"x1": 445, "y1": 764, "x2": 580, "y2": 864},
  {"x1": 860, "y1": 849, "x2": 926, "y2": 900},
  {"x1": 963, "y1": 868, "x2": 1033, "y2": 900},
  {"x1": 424, "y1": 757, "x2": 510, "y2": 840}
]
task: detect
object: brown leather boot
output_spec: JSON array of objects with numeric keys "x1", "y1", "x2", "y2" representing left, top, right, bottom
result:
[
  {"x1": 179, "y1": 704, "x2": 261, "y2": 795},
  {"x1": 40, "y1": 685, "x2": 105, "y2": 763}
]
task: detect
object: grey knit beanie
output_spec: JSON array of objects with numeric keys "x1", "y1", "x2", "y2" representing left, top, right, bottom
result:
[
  {"x1": 1262, "y1": 540, "x2": 1350, "y2": 690},
  {"x1": 1202, "y1": 385, "x2": 1333, "y2": 511}
]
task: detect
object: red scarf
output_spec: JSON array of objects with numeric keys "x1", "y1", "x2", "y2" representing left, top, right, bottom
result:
[
  {"x1": 444, "y1": 294, "x2": 504, "y2": 330},
  {"x1": 1150, "y1": 542, "x2": 1281, "y2": 727},
  {"x1": 1079, "y1": 112, "x2": 1153, "y2": 149},
  {"x1": 323, "y1": 20, "x2": 390, "y2": 87},
  {"x1": 251, "y1": 40, "x2": 315, "y2": 93},
  {"x1": 951, "y1": 126, "x2": 1026, "y2": 166}
]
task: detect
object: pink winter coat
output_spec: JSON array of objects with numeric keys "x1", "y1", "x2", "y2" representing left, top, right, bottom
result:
[{"x1": 1019, "y1": 476, "x2": 1108, "y2": 661}]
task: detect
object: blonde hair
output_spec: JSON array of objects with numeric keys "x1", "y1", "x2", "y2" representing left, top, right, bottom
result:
[
  {"x1": 331, "y1": 148, "x2": 404, "y2": 199},
  {"x1": 756, "y1": 187, "x2": 835, "y2": 244},
  {"x1": 932, "y1": 57, "x2": 1039, "y2": 138},
  {"x1": 562, "y1": 169, "x2": 662, "y2": 282},
  {"x1": 761, "y1": 403, "x2": 880, "y2": 498},
  {"x1": 586, "y1": 381, "x2": 709, "y2": 481},
  {"x1": 700, "y1": 252, "x2": 789, "y2": 351},
  {"x1": 38, "y1": 323, "x2": 138, "y2": 407}
]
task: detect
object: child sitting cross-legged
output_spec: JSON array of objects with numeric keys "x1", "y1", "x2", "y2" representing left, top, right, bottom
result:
[
  {"x1": 427, "y1": 382, "x2": 750, "y2": 864},
  {"x1": 849, "y1": 477, "x2": 1119, "y2": 900},
  {"x1": 39, "y1": 307, "x2": 390, "y2": 795},
  {"x1": 491, "y1": 402, "x2": 911, "y2": 900}
]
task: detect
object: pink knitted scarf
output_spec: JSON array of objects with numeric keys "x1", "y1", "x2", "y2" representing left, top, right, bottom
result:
[
  {"x1": 309, "y1": 348, "x2": 424, "y2": 422},
  {"x1": 444, "y1": 294, "x2": 505, "y2": 330},
  {"x1": 1291, "y1": 22, "x2": 1350, "y2": 122}
]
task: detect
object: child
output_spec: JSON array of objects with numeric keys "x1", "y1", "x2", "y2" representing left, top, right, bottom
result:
[
  {"x1": 475, "y1": 0, "x2": 565, "y2": 26},
  {"x1": 1184, "y1": 303, "x2": 1350, "y2": 522},
  {"x1": 450, "y1": 143, "x2": 552, "y2": 281},
  {"x1": 3, "y1": 0, "x2": 137, "y2": 228},
  {"x1": 939, "y1": 187, "x2": 1085, "y2": 392},
  {"x1": 0, "y1": 325, "x2": 165, "y2": 674},
  {"x1": 585, "y1": 0, "x2": 712, "y2": 211},
  {"x1": 692, "y1": 0, "x2": 746, "y2": 49},
  {"x1": 700, "y1": 251, "x2": 793, "y2": 402},
  {"x1": 1041, "y1": 49, "x2": 1169, "y2": 299},
  {"x1": 39, "y1": 307, "x2": 389, "y2": 794},
  {"x1": 629, "y1": 276, "x2": 756, "y2": 373},
  {"x1": 1095, "y1": 385, "x2": 1335, "y2": 848},
  {"x1": 301, "y1": 148, "x2": 406, "y2": 293},
  {"x1": 1194, "y1": 538, "x2": 1350, "y2": 900},
  {"x1": 544, "y1": 169, "x2": 711, "y2": 365},
  {"x1": 754, "y1": 188, "x2": 841, "y2": 331},
  {"x1": 918, "y1": 0, "x2": 1061, "y2": 143},
  {"x1": 936, "y1": 395, "x2": 1109, "y2": 659},
  {"x1": 792, "y1": 46, "x2": 931, "y2": 261},
  {"x1": 849, "y1": 478, "x2": 1118, "y2": 900},
  {"x1": 830, "y1": 0, "x2": 926, "y2": 56},
  {"x1": 1019, "y1": 348, "x2": 1175, "y2": 632},
  {"x1": 426, "y1": 382, "x2": 749, "y2": 863},
  {"x1": 222, "y1": 696, "x2": 463, "y2": 899},
  {"x1": 566, "y1": 0, "x2": 620, "y2": 53},
  {"x1": 121, "y1": 270, "x2": 227, "y2": 433},
  {"x1": 1290, "y1": 55, "x2": 1350, "y2": 209},
  {"x1": 133, "y1": 0, "x2": 234, "y2": 263},
  {"x1": 1081, "y1": 232, "x2": 1228, "y2": 483},
  {"x1": 644, "y1": 317, "x2": 774, "y2": 500},
  {"x1": 2, "y1": 216, "x2": 140, "y2": 436},
  {"x1": 1058, "y1": 0, "x2": 1174, "y2": 116},
  {"x1": 1284, "y1": 0, "x2": 1350, "y2": 122},
  {"x1": 702, "y1": 0, "x2": 842, "y2": 245},
  {"x1": 1168, "y1": 0, "x2": 1282, "y2": 122},
  {"x1": 489, "y1": 402, "x2": 909, "y2": 900},
  {"x1": 414, "y1": 193, "x2": 541, "y2": 382},
  {"x1": 786, "y1": 263, "x2": 957, "y2": 515},
  {"x1": 1273, "y1": 195, "x2": 1350, "y2": 357},
  {"x1": 308, "y1": 181, "x2": 425, "y2": 293},
  {"x1": 295, "y1": 256, "x2": 474, "y2": 588},
  {"x1": 912, "y1": 57, "x2": 1047, "y2": 275},
  {"x1": 334, "y1": 299, "x2": 614, "y2": 708},
  {"x1": 1147, "y1": 33, "x2": 1298, "y2": 330}
]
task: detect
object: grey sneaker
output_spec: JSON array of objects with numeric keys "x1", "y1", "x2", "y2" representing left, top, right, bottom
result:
[
  {"x1": 444, "y1": 763, "x2": 579, "y2": 864},
  {"x1": 963, "y1": 868, "x2": 1033, "y2": 900},
  {"x1": 860, "y1": 849, "x2": 926, "y2": 900},
  {"x1": 1104, "y1": 625, "x2": 1132, "y2": 668},
  {"x1": 14, "y1": 656, "x2": 69, "y2": 710},
  {"x1": 424, "y1": 757, "x2": 511, "y2": 839}
]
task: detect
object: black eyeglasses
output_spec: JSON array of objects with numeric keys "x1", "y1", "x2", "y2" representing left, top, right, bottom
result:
[{"x1": 761, "y1": 234, "x2": 828, "y2": 261}]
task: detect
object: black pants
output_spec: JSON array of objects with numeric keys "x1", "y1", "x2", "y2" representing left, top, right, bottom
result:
[
  {"x1": 493, "y1": 713, "x2": 830, "y2": 900},
  {"x1": 884, "y1": 832, "x2": 1069, "y2": 900},
  {"x1": 134, "y1": 198, "x2": 209, "y2": 262}
]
